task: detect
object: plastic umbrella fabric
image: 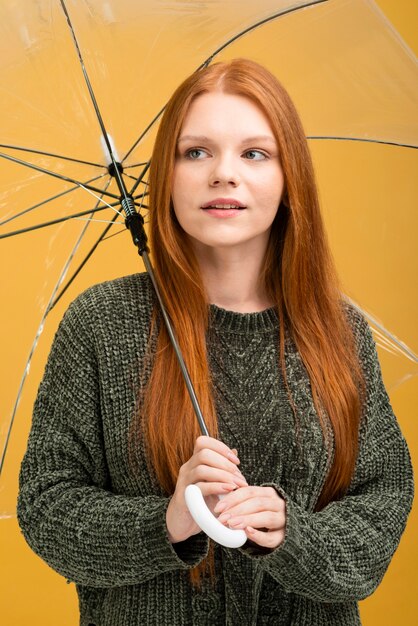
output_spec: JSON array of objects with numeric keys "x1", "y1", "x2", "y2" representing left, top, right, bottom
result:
[{"x1": 1, "y1": 0, "x2": 417, "y2": 521}]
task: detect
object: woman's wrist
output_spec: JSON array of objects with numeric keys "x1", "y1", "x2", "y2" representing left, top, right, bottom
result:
[{"x1": 166, "y1": 497, "x2": 189, "y2": 544}]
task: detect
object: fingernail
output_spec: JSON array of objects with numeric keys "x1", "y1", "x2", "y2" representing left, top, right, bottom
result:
[
  {"x1": 228, "y1": 517, "x2": 243, "y2": 527},
  {"x1": 221, "y1": 483, "x2": 236, "y2": 492},
  {"x1": 218, "y1": 513, "x2": 231, "y2": 523},
  {"x1": 234, "y1": 476, "x2": 248, "y2": 486},
  {"x1": 227, "y1": 453, "x2": 240, "y2": 464}
]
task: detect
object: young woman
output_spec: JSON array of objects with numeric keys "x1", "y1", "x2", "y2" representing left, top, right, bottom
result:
[{"x1": 18, "y1": 59, "x2": 413, "y2": 625}]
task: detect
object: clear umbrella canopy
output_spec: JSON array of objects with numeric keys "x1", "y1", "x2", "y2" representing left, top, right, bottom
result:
[{"x1": 0, "y1": 0, "x2": 417, "y2": 519}]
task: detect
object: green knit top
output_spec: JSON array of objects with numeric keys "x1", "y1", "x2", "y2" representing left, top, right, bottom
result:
[{"x1": 17, "y1": 273, "x2": 414, "y2": 626}]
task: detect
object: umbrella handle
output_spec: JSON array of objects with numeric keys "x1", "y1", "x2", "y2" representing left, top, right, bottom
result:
[{"x1": 184, "y1": 484, "x2": 247, "y2": 548}]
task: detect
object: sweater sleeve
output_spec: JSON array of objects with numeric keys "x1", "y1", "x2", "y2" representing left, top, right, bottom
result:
[
  {"x1": 17, "y1": 292, "x2": 209, "y2": 588},
  {"x1": 240, "y1": 314, "x2": 414, "y2": 602}
]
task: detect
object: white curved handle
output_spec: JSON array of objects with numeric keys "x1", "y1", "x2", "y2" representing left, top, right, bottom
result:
[{"x1": 184, "y1": 484, "x2": 247, "y2": 548}]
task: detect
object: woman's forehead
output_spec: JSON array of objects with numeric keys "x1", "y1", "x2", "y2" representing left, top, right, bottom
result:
[{"x1": 179, "y1": 91, "x2": 276, "y2": 141}]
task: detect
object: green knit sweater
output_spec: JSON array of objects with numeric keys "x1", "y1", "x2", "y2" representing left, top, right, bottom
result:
[{"x1": 17, "y1": 273, "x2": 413, "y2": 626}]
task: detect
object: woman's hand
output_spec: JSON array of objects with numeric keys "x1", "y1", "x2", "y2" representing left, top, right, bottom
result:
[
  {"x1": 213, "y1": 485, "x2": 286, "y2": 550},
  {"x1": 166, "y1": 436, "x2": 248, "y2": 544}
]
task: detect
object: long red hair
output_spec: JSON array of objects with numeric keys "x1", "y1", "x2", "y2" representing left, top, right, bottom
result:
[{"x1": 137, "y1": 59, "x2": 363, "y2": 586}]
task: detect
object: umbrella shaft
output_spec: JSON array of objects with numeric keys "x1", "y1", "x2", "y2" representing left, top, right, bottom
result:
[{"x1": 142, "y1": 251, "x2": 210, "y2": 438}]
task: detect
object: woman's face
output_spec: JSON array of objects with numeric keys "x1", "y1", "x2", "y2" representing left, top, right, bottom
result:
[{"x1": 172, "y1": 91, "x2": 284, "y2": 256}]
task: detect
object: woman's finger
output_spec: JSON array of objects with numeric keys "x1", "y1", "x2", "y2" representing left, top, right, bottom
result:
[
  {"x1": 214, "y1": 485, "x2": 280, "y2": 514},
  {"x1": 190, "y1": 464, "x2": 248, "y2": 489},
  {"x1": 194, "y1": 436, "x2": 240, "y2": 465},
  {"x1": 245, "y1": 526, "x2": 285, "y2": 550},
  {"x1": 192, "y1": 447, "x2": 244, "y2": 476},
  {"x1": 196, "y1": 481, "x2": 238, "y2": 497},
  {"x1": 217, "y1": 494, "x2": 282, "y2": 519},
  {"x1": 221, "y1": 509, "x2": 285, "y2": 531}
]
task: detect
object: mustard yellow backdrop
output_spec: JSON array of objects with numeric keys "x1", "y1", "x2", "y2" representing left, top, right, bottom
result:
[{"x1": 0, "y1": 1, "x2": 416, "y2": 624}]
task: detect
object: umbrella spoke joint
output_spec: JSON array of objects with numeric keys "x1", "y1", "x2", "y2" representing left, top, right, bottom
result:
[{"x1": 108, "y1": 161, "x2": 124, "y2": 178}]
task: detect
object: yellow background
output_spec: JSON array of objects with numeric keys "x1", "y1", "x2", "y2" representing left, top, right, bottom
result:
[{"x1": 0, "y1": 1, "x2": 417, "y2": 623}]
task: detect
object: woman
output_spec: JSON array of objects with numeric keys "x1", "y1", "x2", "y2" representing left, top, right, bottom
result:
[{"x1": 18, "y1": 59, "x2": 413, "y2": 625}]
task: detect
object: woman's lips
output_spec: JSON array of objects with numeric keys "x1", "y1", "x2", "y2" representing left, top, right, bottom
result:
[
  {"x1": 202, "y1": 208, "x2": 244, "y2": 218},
  {"x1": 201, "y1": 198, "x2": 246, "y2": 209},
  {"x1": 201, "y1": 198, "x2": 246, "y2": 218}
]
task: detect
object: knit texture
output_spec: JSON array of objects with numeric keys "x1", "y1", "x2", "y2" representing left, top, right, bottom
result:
[{"x1": 17, "y1": 272, "x2": 414, "y2": 625}]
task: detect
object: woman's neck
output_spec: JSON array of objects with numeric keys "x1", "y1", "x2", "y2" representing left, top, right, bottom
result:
[{"x1": 193, "y1": 243, "x2": 273, "y2": 313}]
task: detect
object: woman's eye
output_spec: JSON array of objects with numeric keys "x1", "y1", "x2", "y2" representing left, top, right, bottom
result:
[
  {"x1": 185, "y1": 148, "x2": 207, "y2": 160},
  {"x1": 244, "y1": 150, "x2": 267, "y2": 160}
]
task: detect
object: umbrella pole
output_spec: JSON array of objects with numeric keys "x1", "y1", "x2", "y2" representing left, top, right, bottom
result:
[{"x1": 142, "y1": 250, "x2": 209, "y2": 438}]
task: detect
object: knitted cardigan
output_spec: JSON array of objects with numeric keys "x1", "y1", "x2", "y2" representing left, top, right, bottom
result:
[{"x1": 17, "y1": 273, "x2": 414, "y2": 626}]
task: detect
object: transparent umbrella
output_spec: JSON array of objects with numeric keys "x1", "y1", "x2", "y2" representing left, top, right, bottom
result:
[{"x1": 0, "y1": 0, "x2": 417, "y2": 538}]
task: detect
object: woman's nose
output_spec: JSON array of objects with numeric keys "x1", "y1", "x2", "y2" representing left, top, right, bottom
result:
[{"x1": 209, "y1": 156, "x2": 240, "y2": 187}]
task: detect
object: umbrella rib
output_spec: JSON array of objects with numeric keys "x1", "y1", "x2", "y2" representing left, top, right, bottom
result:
[
  {"x1": 123, "y1": 172, "x2": 142, "y2": 182},
  {"x1": 307, "y1": 136, "x2": 418, "y2": 149},
  {"x1": 0, "y1": 144, "x2": 106, "y2": 169},
  {"x1": 124, "y1": 162, "x2": 149, "y2": 169},
  {"x1": 200, "y1": 0, "x2": 330, "y2": 65},
  {"x1": 0, "y1": 204, "x2": 115, "y2": 239},
  {"x1": 75, "y1": 217, "x2": 125, "y2": 225},
  {"x1": 78, "y1": 184, "x2": 124, "y2": 217},
  {"x1": 0, "y1": 179, "x2": 112, "y2": 477},
  {"x1": 123, "y1": 109, "x2": 165, "y2": 162},
  {"x1": 0, "y1": 151, "x2": 119, "y2": 199},
  {"x1": 129, "y1": 161, "x2": 151, "y2": 197},
  {"x1": 132, "y1": 172, "x2": 150, "y2": 224},
  {"x1": 346, "y1": 297, "x2": 418, "y2": 364},
  {"x1": 102, "y1": 227, "x2": 128, "y2": 242},
  {"x1": 0, "y1": 192, "x2": 146, "y2": 238},
  {"x1": 59, "y1": 0, "x2": 130, "y2": 203},
  {"x1": 0, "y1": 174, "x2": 106, "y2": 228},
  {"x1": 133, "y1": 190, "x2": 149, "y2": 202}
]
